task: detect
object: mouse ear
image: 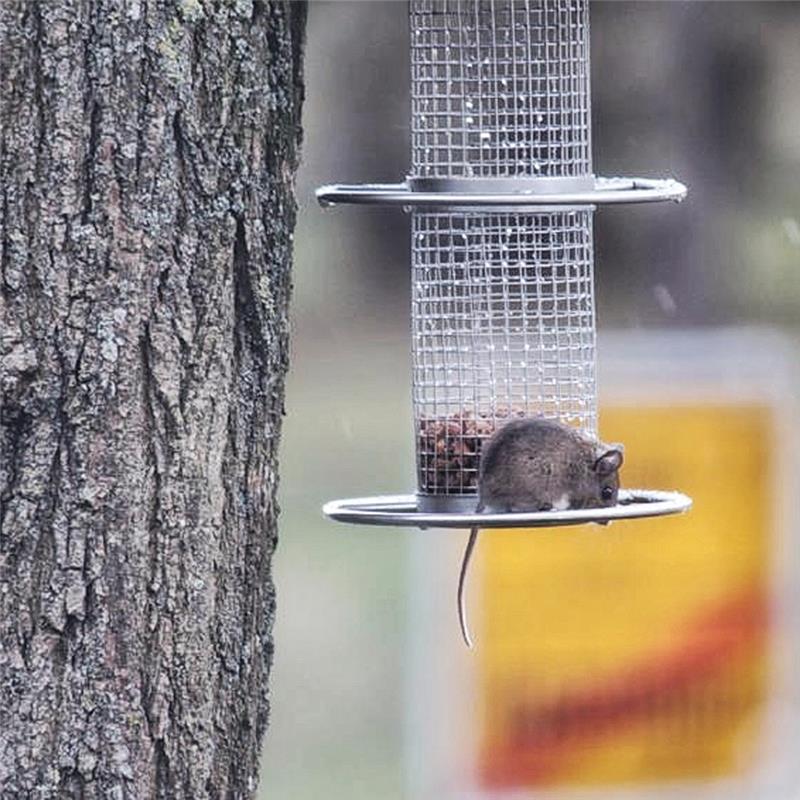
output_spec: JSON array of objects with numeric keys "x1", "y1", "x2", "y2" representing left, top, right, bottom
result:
[{"x1": 594, "y1": 448, "x2": 623, "y2": 475}]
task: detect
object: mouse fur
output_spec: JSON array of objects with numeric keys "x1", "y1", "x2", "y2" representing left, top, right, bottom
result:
[{"x1": 457, "y1": 417, "x2": 624, "y2": 648}]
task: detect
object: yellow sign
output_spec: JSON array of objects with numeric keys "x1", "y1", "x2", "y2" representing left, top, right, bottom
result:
[{"x1": 478, "y1": 405, "x2": 771, "y2": 789}]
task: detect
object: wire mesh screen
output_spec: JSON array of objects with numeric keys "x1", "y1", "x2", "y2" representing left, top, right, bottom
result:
[
  {"x1": 410, "y1": 0, "x2": 592, "y2": 179},
  {"x1": 413, "y1": 209, "x2": 597, "y2": 497}
]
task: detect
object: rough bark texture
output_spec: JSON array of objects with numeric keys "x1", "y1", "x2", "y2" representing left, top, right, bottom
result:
[{"x1": 0, "y1": 1, "x2": 305, "y2": 797}]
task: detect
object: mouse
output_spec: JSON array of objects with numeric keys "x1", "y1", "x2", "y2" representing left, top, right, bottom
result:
[{"x1": 457, "y1": 417, "x2": 624, "y2": 648}]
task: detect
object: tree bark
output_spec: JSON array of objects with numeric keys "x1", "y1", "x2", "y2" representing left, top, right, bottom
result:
[{"x1": 0, "y1": 1, "x2": 306, "y2": 796}]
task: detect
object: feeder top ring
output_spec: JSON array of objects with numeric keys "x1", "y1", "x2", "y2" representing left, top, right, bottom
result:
[
  {"x1": 322, "y1": 489, "x2": 692, "y2": 530},
  {"x1": 316, "y1": 176, "x2": 687, "y2": 209}
]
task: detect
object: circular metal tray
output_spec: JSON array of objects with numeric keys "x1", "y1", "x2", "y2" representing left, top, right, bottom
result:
[
  {"x1": 316, "y1": 177, "x2": 687, "y2": 209},
  {"x1": 323, "y1": 489, "x2": 692, "y2": 530}
]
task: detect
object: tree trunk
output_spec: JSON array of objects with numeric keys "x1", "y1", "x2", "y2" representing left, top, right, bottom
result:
[{"x1": 0, "y1": 1, "x2": 306, "y2": 796}]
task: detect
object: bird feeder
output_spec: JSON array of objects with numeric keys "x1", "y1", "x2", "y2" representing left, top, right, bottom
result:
[{"x1": 318, "y1": 0, "x2": 691, "y2": 529}]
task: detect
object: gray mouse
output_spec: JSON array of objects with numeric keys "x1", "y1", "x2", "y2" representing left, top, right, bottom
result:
[{"x1": 457, "y1": 417, "x2": 624, "y2": 647}]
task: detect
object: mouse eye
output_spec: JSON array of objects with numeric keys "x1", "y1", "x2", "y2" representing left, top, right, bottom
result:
[{"x1": 601, "y1": 486, "x2": 615, "y2": 502}]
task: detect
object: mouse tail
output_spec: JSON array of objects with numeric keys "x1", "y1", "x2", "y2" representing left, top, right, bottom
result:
[{"x1": 458, "y1": 525, "x2": 480, "y2": 648}]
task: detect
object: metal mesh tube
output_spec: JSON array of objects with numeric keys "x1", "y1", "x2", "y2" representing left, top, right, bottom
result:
[
  {"x1": 410, "y1": 0, "x2": 592, "y2": 180},
  {"x1": 409, "y1": 0, "x2": 597, "y2": 505},
  {"x1": 412, "y1": 209, "x2": 597, "y2": 498}
]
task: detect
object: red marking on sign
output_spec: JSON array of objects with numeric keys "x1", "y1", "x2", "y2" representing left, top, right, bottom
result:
[{"x1": 481, "y1": 587, "x2": 768, "y2": 788}]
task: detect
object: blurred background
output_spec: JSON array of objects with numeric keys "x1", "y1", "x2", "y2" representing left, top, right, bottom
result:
[{"x1": 259, "y1": 2, "x2": 800, "y2": 798}]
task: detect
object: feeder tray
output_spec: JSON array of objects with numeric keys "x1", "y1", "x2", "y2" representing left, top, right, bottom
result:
[
  {"x1": 323, "y1": 490, "x2": 692, "y2": 530},
  {"x1": 318, "y1": 0, "x2": 692, "y2": 529},
  {"x1": 317, "y1": 176, "x2": 688, "y2": 209}
]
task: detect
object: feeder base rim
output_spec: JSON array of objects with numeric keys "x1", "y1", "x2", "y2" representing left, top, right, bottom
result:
[{"x1": 322, "y1": 489, "x2": 692, "y2": 530}]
